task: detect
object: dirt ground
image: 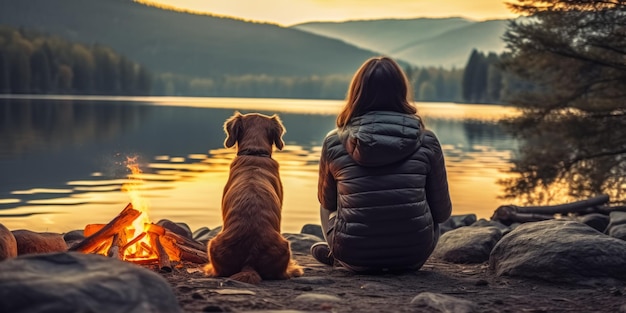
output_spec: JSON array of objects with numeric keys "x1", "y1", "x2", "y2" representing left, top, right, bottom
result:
[{"x1": 152, "y1": 251, "x2": 625, "y2": 313}]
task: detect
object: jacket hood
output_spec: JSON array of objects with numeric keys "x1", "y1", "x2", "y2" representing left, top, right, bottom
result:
[{"x1": 337, "y1": 111, "x2": 423, "y2": 167}]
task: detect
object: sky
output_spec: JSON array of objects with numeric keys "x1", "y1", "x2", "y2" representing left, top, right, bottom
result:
[{"x1": 142, "y1": 0, "x2": 518, "y2": 26}]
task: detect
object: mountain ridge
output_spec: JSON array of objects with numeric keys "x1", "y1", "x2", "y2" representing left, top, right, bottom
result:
[
  {"x1": 292, "y1": 17, "x2": 509, "y2": 68},
  {"x1": 0, "y1": 0, "x2": 379, "y2": 78}
]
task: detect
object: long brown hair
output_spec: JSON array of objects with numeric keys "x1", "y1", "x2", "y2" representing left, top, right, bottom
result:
[{"x1": 336, "y1": 56, "x2": 421, "y2": 128}]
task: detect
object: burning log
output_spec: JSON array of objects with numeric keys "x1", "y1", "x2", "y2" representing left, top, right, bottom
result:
[
  {"x1": 163, "y1": 229, "x2": 207, "y2": 252},
  {"x1": 73, "y1": 202, "x2": 207, "y2": 269},
  {"x1": 491, "y1": 194, "x2": 611, "y2": 226},
  {"x1": 149, "y1": 233, "x2": 172, "y2": 273},
  {"x1": 84, "y1": 224, "x2": 106, "y2": 237},
  {"x1": 121, "y1": 232, "x2": 147, "y2": 254},
  {"x1": 70, "y1": 203, "x2": 141, "y2": 253},
  {"x1": 107, "y1": 233, "x2": 124, "y2": 259},
  {"x1": 177, "y1": 244, "x2": 209, "y2": 264},
  {"x1": 147, "y1": 224, "x2": 208, "y2": 264}
]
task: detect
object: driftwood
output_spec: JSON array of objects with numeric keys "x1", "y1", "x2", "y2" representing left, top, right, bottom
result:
[
  {"x1": 491, "y1": 194, "x2": 611, "y2": 225},
  {"x1": 70, "y1": 203, "x2": 141, "y2": 253}
]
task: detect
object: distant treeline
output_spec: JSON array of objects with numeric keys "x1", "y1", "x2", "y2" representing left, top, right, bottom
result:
[
  {"x1": 0, "y1": 25, "x2": 152, "y2": 95},
  {"x1": 153, "y1": 67, "x2": 463, "y2": 101},
  {"x1": 153, "y1": 66, "x2": 464, "y2": 102},
  {"x1": 0, "y1": 24, "x2": 479, "y2": 103}
]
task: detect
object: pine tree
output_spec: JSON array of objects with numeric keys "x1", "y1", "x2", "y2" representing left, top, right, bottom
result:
[{"x1": 499, "y1": 0, "x2": 626, "y2": 204}]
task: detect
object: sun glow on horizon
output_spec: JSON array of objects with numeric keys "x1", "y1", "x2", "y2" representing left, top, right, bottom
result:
[{"x1": 135, "y1": 0, "x2": 518, "y2": 26}]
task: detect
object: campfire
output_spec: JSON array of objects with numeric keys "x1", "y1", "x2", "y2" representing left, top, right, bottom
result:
[{"x1": 68, "y1": 157, "x2": 207, "y2": 272}]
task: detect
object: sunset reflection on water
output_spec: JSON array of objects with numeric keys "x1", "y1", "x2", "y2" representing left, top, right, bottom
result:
[{"x1": 0, "y1": 97, "x2": 519, "y2": 234}]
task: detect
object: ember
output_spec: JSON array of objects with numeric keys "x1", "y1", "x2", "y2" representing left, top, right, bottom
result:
[{"x1": 69, "y1": 157, "x2": 207, "y2": 271}]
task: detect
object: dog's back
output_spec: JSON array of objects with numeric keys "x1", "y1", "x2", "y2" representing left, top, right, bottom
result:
[{"x1": 204, "y1": 112, "x2": 303, "y2": 283}]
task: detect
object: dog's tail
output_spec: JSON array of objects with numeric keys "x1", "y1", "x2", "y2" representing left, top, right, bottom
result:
[{"x1": 229, "y1": 265, "x2": 262, "y2": 284}]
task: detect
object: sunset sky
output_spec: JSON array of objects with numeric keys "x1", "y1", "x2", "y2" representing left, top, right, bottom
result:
[{"x1": 142, "y1": 0, "x2": 518, "y2": 26}]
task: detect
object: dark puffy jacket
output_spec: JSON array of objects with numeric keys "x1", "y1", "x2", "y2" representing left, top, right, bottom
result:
[{"x1": 318, "y1": 111, "x2": 452, "y2": 269}]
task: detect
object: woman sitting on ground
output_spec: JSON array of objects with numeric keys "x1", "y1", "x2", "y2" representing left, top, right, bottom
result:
[{"x1": 311, "y1": 56, "x2": 452, "y2": 272}]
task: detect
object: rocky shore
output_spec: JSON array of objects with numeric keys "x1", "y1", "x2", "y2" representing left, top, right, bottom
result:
[{"x1": 1, "y1": 213, "x2": 626, "y2": 312}]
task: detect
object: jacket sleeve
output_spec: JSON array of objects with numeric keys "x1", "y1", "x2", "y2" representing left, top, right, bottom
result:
[
  {"x1": 318, "y1": 135, "x2": 338, "y2": 212},
  {"x1": 423, "y1": 130, "x2": 452, "y2": 224}
]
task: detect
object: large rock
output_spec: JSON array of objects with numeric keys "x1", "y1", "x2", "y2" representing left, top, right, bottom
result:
[
  {"x1": 606, "y1": 211, "x2": 626, "y2": 241},
  {"x1": 490, "y1": 219, "x2": 626, "y2": 284},
  {"x1": 440, "y1": 214, "x2": 477, "y2": 234},
  {"x1": 433, "y1": 226, "x2": 502, "y2": 263},
  {"x1": 0, "y1": 252, "x2": 182, "y2": 313},
  {"x1": 157, "y1": 219, "x2": 193, "y2": 239},
  {"x1": 283, "y1": 233, "x2": 326, "y2": 254},
  {"x1": 300, "y1": 224, "x2": 324, "y2": 241},
  {"x1": 410, "y1": 292, "x2": 477, "y2": 313},
  {"x1": 578, "y1": 213, "x2": 610, "y2": 233},
  {"x1": 0, "y1": 224, "x2": 17, "y2": 261},
  {"x1": 11, "y1": 230, "x2": 67, "y2": 255}
]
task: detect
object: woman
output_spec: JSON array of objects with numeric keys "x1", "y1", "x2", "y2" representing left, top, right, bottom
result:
[{"x1": 312, "y1": 56, "x2": 452, "y2": 272}]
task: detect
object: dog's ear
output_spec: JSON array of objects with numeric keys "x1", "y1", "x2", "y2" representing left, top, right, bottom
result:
[
  {"x1": 271, "y1": 114, "x2": 285, "y2": 150},
  {"x1": 224, "y1": 112, "x2": 243, "y2": 148}
]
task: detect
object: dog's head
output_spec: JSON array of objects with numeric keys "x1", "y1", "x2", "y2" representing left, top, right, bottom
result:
[{"x1": 223, "y1": 112, "x2": 286, "y2": 153}]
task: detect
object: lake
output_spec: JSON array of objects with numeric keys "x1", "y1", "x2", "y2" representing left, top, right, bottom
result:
[{"x1": 0, "y1": 96, "x2": 519, "y2": 234}]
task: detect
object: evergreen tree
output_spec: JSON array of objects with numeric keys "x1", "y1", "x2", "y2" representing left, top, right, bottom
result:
[
  {"x1": 30, "y1": 47, "x2": 53, "y2": 93},
  {"x1": 462, "y1": 49, "x2": 487, "y2": 103},
  {"x1": 485, "y1": 52, "x2": 503, "y2": 103},
  {"x1": 0, "y1": 50, "x2": 10, "y2": 93},
  {"x1": 499, "y1": 0, "x2": 626, "y2": 204}
]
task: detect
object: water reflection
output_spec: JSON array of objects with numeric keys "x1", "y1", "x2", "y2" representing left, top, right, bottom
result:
[{"x1": 0, "y1": 97, "x2": 518, "y2": 233}]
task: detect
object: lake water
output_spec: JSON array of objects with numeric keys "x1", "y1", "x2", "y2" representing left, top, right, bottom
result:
[{"x1": 0, "y1": 96, "x2": 519, "y2": 234}]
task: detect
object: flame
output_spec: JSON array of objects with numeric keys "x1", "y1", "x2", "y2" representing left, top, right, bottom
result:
[{"x1": 120, "y1": 156, "x2": 157, "y2": 261}]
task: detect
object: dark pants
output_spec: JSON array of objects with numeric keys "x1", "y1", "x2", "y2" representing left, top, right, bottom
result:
[
  {"x1": 319, "y1": 206, "x2": 441, "y2": 272},
  {"x1": 320, "y1": 206, "x2": 335, "y2": 246}
]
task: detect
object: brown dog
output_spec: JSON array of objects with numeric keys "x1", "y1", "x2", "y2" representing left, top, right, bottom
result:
[{"x1": 203, "y1": 112, "x2": 303, "y2": 284}]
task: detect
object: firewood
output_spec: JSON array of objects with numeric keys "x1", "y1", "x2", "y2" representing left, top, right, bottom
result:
[
  {"x1": 121, "y1": 232, "x2": 147, "y2": 255},
  {"x1": 162, "y1": 229, "x2": 206, "y2": 252},
  {"x1": 128, "y1": 258, "x2": 159, "y2": 265},
  {"x1": 150, "y1": 233, "x2": 172, "y2": 272},
  {"x1": 107, "y1": 233, "x2": 122, "y2": 259},
  {"x1": 93, "y1": 237, "x2": 113, "y2": 255},
  {"x1": 177, "y1": 244, "x2": 208, "y2": 264},
  {"x1": 84, "y1": 224, "x2": 106, "y2": 237},
  {"x1": 70, "y1": 203, "x2": 141, "y2": 253},
  {"x1": 158, "y1": 236, "x2": 182, "y2": 262},
  {"x1": 145, "y1": 223, "x2": 166, "y2": 236}
]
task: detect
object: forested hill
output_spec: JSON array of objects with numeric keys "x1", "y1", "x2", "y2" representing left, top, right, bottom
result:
[
  {"x1": 0, "y1": 0, "x2": 378, "y2": 78},
  {"x1": 292, "y1": 18, "x2": 509, "y2": 68}
]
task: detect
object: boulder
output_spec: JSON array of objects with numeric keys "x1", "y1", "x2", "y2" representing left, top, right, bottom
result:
[
  {"x1": 0, "y1": 252, "x2": 182, "y2": 313},
  {"x1": 433, "y1": 226, "x2": 502, "y2": 263},
  {"x1": 0, "y1": 224, "x2": 17, "y2": 261},
  {"x1": 300, "y1": 224, "x2": 324, "y2": 241},
  {"x1": 578, "y1": 213, "x2": 610, "y2": 233},
  {"x1": 192, "y1": 226, "x2": 211, "y2": 241},
  {"x1": 410, "y1": 292, "x2": 477, "y2": 313},
  {"x1": 470, "y1": 218, "x2": 511, "y2": 234},
  {"x1": 157, "y1": 219, "x2": 193, "y2": 239},
  {"x1": 283, "y1": 233, "x2": 326, "y2": 254},
  {"x1": 490, "y1": 219, "x2": 626, "y2": 285},
  {"x1": 11, "y1": 230, "x2": 67, "y2": 255},
  {"x1": 440, "y1": 214, "x2": 477, "y2": 234},
  {"x1": 606, "y1": 211, "x2": 626, "y2": 241},
  {"x1": 62, "y1": 229, "x2": 85, "y2": 242}
]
